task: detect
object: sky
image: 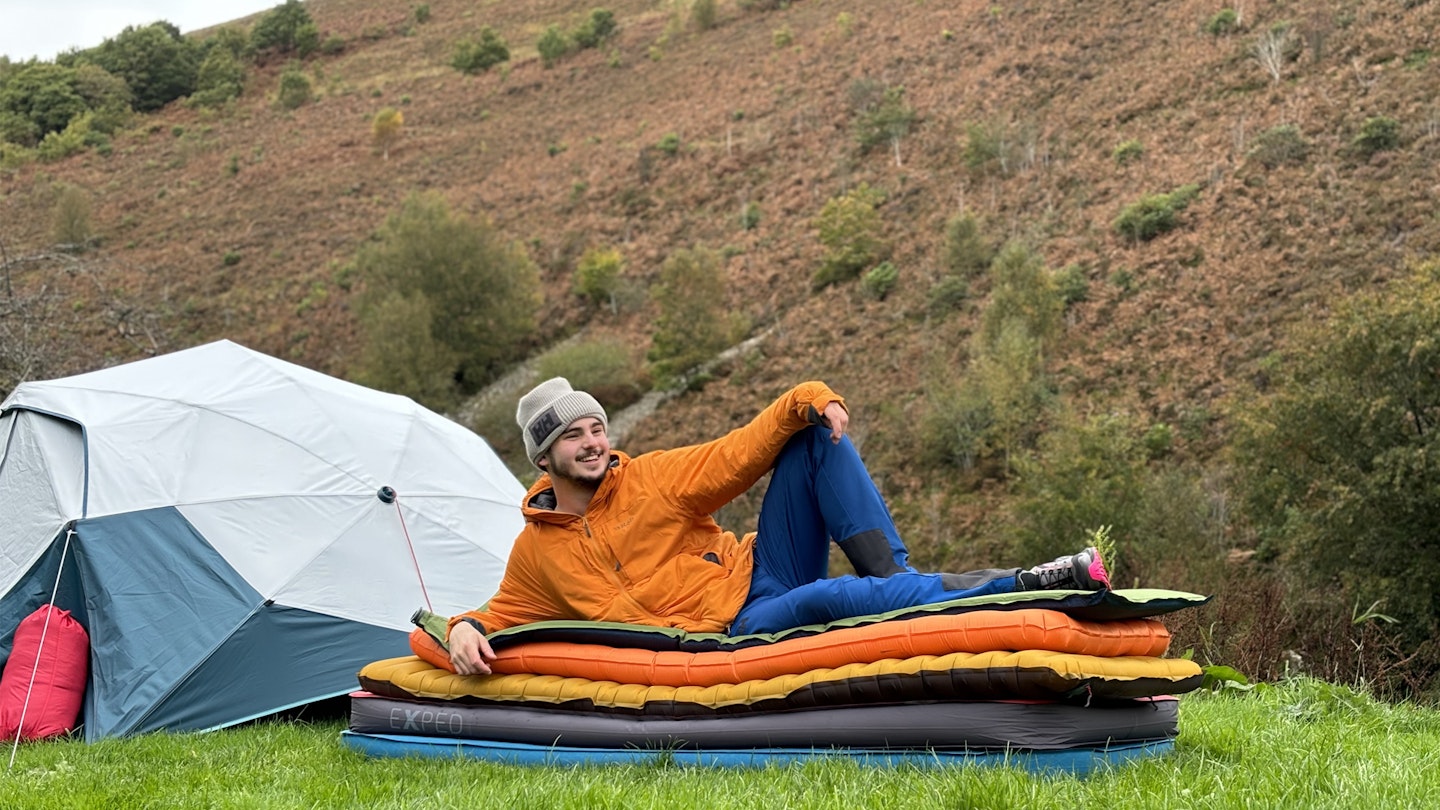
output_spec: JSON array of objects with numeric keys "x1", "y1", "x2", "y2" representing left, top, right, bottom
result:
[{"x1": 1, "y1": 1, "x2": 282, "y2": 63}]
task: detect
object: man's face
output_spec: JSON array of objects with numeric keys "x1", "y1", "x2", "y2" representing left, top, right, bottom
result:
[{"x1": 541, "y1": 416, "x2": 610, "y2": 487}]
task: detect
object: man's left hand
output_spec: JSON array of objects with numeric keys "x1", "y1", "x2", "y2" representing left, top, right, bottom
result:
[{"x1": 822, "y1": 401, "x2": 849, "y2": 443}]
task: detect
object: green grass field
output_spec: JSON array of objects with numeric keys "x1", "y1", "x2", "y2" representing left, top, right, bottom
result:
[{"x1": 4, "y1": 678, "x2": 1437, "y2": 809}]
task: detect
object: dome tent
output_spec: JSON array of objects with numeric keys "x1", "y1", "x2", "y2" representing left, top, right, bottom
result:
[{"x1": 0, "y1": 340, "x2": 524, "y2": 740}]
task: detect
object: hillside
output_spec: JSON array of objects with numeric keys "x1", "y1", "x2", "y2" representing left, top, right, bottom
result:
[{"x1": 3, "y1": 0, "x2": 1438, "y2": 567}]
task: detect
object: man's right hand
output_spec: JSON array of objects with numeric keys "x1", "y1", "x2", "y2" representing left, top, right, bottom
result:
[{"x1": 448, "y1": 620, "x2": 498, "y2": 675}]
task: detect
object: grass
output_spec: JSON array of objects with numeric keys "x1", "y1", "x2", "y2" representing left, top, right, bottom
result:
[{"x1": 4, "y1": 678, "x2": 1440, "y2": 808}]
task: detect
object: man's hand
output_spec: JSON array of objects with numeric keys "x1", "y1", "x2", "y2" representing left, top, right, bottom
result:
[
  {"x1": 822, "y1": 401, "x2": 849, "y2": 443},
  {"x1": 448, "y1": 620, "x2": 497, "y2": 675}
]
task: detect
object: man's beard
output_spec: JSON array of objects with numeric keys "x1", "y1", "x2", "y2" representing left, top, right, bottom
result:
[{"x1": 548, "y1": 453, "x2": 608, "y2": 488}]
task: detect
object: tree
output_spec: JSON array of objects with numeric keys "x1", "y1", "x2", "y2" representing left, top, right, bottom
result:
[
  {"x1": 371, "y1": 107, "x2": 403, "y2": 159},
  {"x1": 1250, "y1": 23, "x2": 1297, "y2": 83},
  {"x1": 353, "y1": 193, "x2": 540, "y2": 409},
  {"x1": 852, "y1": 84, "x2": 916, "y2": 166},
  {"x1": 1234, "y1": 263, "x2": 1440, "y2": 645},
  {"x1": 574, "y1": 246, "x2": 624, "y2": 311},
  {"x1": 940, "y1": 212, "x2": 995, "y2": 280},
  {"x1": 251, "y1": 0, "x2": 320, "y2": 58},
  {"x1": 647, "y1": 246, "x2": 730, "y2": 388},
  {"x1": 923, "y1": 243, "x2": 1062, "y2": 473},
  {"x1": 202, "y1": 26, "x2": 251, "y2": 62},
  {"x1": 1009, "y1": 411, "x2": 1149, "y2": 567},
  {"x1": 977, "y1": 242, "x2": 1063, "y2": 357},
  {"x1": 812, "y1": 183, "x2": 887, "y2": 290},
  {"x1": 79, "y1": 22, "x2": 200, "y2": 112},
  {"x1": 0, "y1": 63, "x2": 92, "y2": 141}
]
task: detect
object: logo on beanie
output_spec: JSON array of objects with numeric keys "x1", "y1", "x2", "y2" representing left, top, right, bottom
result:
[{"x1": 528, "y1": 407, "x2": 562, "y2": 450}]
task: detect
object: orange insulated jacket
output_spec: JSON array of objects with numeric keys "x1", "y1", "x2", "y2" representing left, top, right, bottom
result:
[{"x1": 450, "y1": 381, "x2": 845, "y2": 636}]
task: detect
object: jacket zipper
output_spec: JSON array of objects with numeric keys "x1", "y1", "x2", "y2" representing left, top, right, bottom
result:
[{"x1": 583, "y1": 516, "x2": 657, "y2": 620}]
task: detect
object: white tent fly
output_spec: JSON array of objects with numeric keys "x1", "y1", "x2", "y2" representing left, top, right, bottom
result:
[{"x1": 0, "y1": 340, "x2": 524, "y2": 740}]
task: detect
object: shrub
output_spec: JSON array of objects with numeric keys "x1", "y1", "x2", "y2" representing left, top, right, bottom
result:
[
  {"x1": 861, "y1": 262, "x2": 898, "y2": 301},
  {"x1": 0, "y1": 111, "x2": 39, "y2": 147},
  {"x1": 692, "y1": 0, "x2": 719, "y2": 31},
  {"x1": 1204, "y1": 8, "x2": 1239, "y2": 36},
  {"x1": 1053, "y1": 264, "x2": 1090, "y2": 306},
  {"x1": 574, "y1": 246, "x2": 624, "y2": 309},
  {"x1": 1113, "y1": 184, "x2": 1200, "y2": 241},
  {"x1": 536, "y1": 25, "x2": 572, "y2": 68},
  {"x1": 1352, "y1": 116, "x2": 1400, "y2": 157},
  {"x1": 320, "y1": 35, "x2": 346, "y2": 56},
  {"x1": 647, "y1": 246, "x2": 731, "y2": 388},
  {"x1": 740, "y1": 201, "x2": 761, "y2": 231},
  {"x1": 190, "y1": 47, "x2": 246, "y2": 108},
  {"x1": 452, "y1": 27, "x2": 510, "y2": 74},
  {"x1": 51, "y1": 184, "x2": 92, "y2": 247},
  {"x1": 772, "y1": 27, "x2": 794, "y2": 48},
  {"x1": 1142, "y1": 423, "x2": 1174, "y2": 459},
  {"x1": 1246, "y1": 124, "x2": 1309, "y2": 168},
  {"x1": 1112, "y1": 138, "x2": 1144, "y2": 165},
  {"x1": 36, "y1": 117, "x2": 88, "y2": 162},
  {"x1": 812, "y1": 183, "x2": 887, "y2": 291},
  {"x1": 926, "y1": 276, "x2": 970, "y2": 315},
  {"x1": 535, "y1": 337, "x2": 644, "y2": 409},
  {"x1": 573, "y1": 9, "x2": 618, "y2": 49},
  {"x1": 962, "y1": 120, "x2": 1008, "y2": 173},
  {"x1": 274, "y1": 67, "x2": 313, "y2": 110},
  {"x1": 413, "y1": 4, "x2": 431, "y2": 24},
  {"x1": 656, "y1": 132, "x2": 681, "y2": 155}
]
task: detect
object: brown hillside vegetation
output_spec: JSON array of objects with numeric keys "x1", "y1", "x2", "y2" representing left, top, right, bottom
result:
[{"x1": 3, "y1": 1, "x2": 1440, "y2": 680}]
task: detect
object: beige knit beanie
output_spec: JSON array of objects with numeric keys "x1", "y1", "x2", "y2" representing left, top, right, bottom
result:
[{"x1": 516, "y1": 377, "x2": 608, "y2": 470}]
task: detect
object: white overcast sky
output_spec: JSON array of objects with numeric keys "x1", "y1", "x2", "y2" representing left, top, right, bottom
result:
[{"x1": 1, "y1": 1, "x2": 283, "y2": 62}]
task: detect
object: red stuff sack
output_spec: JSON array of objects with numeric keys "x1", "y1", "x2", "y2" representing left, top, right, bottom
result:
[{"x1": 0, "y1": 605, "x2": 89, "y2": 740}]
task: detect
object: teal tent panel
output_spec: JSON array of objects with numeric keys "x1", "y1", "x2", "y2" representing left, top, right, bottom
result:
[
  {"x1": 74, "y1": 507, "x2": 262, "y2": 741},
  {"x1": 131, "y1": 604, "x2": 409, "y2": 736},
  {"x1": 0, "y1": 531, "x2": 87, "y2": 665}
]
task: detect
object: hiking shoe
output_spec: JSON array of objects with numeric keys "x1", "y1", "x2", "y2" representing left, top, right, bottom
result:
[{"x1": 1019, "y1": 547, "x2": 1111, "y2": 591}]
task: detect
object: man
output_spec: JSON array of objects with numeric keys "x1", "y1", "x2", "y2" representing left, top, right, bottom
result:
[{"x1": 448, "y1": 378, "x2": 1109, "y2": 675}]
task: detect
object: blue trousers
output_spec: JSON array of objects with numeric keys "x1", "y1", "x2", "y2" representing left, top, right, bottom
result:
[{"x1": 729, "y1": 427, "x2": 1019, "y2": 635}]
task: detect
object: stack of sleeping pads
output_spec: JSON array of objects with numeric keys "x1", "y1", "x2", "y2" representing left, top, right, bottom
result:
[{"x1": 341, "y1": 588, "x2": 1210, "y2": 773}]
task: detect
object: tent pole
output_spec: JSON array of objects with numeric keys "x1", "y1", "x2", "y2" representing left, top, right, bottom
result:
[{"x1": 7, "y1": 526, "x2": 75, "y2": 770}]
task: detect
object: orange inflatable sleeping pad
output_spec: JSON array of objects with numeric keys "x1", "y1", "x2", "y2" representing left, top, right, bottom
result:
[{"x1": 409, "y1": 608, "x2": 1172, "y2": 687}]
